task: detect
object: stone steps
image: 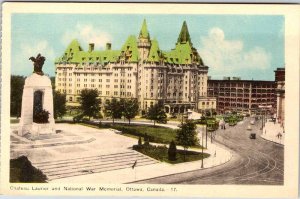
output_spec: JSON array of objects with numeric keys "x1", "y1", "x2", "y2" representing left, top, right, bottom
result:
[{"x1": 33, "y1": 151, "x2": 158, "y2": 181}]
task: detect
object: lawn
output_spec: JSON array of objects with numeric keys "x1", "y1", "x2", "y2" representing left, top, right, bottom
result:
[
  {"x1": 99, "y1": 123, "x2": 178, "y2": 144},
  {"x1": 134, "y1": 144, "x2": 210, "y2": 164}
]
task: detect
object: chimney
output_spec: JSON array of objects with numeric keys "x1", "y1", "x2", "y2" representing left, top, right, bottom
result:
[
  {"x1": 106, "y1": 43, "x2": 111, "y2": 50},
  {"x1": 89, "y1": 43, "x2": 94, "y2": 52}
]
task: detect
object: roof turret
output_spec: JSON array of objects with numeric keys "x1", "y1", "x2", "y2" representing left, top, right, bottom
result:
[
  {"x1": 139, "y1": 19, "x2": 150, "y2": 39},
  {"x1": 177, "y1": 21, "x2": 192, "y2": 45}
]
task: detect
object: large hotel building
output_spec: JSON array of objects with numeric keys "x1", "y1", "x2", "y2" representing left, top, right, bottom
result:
[{"x1": 55, "y1": 20, "x2": 216, "y2": 115}]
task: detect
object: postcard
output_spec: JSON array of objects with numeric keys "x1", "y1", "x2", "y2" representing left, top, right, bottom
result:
[{"x1": 1, "y1": 2, "x2": 299, "y2": 198}]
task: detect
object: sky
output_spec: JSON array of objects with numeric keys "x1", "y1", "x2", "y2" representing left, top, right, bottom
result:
[{"x1": 11, "y1": 14, "x2": 284, "y2": 80}]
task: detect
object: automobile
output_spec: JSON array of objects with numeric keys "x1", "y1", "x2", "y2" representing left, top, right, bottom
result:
[
  {"x1": 250, "y1": 120, "x2": 255, "y2": 125},
  {"x1": 249, "y1": 133, "x2": 256, "y2": 139},
  {"x1": 247, "y1": 125, "x2": 252, "y2": 130}
]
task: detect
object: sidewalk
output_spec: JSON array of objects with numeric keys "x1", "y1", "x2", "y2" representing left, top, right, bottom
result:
[
  {"x1": 261, "y1": 120, "x2": 285, "y2": 145},
  {"x1": 51, "y1": 139, "x2": 232, "y2": 184}
]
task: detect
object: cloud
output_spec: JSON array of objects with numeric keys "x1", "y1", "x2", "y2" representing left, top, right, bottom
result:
[
  {"x1": 199, "y1": 27, "x2": 271, "y2": 77},
  {"x1": 13, "y1": 40, "x2": 55, "y2": 76},
  {"x1": 62, "y1": 23, "x2": 112, "y2": 50}
]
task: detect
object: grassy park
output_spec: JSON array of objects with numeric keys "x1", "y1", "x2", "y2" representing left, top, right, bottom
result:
[{"x1": 134, "y1": 144, "x2": 210, "y2": 164}]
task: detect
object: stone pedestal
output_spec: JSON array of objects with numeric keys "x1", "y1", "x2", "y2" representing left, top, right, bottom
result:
[{"x1": 18, "y1": 73, "x2": 55, "y2": 136}]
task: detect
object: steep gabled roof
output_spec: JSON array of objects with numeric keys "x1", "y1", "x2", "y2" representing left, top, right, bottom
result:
[
  {"x1": 55, "y1": 40, "x2": 120, "y2": 64},
  {"x1": 120, "y1": 35, "x2": 139, "y2": 62},
  {"x1": 163, "y1": 21, "x2": 204, "y2": 65},
  {"x1": 147, "y1": 39, "x2": 161, "y2": 62}
]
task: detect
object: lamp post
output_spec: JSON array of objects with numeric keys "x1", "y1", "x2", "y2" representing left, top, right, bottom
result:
[
  {"x1": 201, "y1": 127, "x2": 204, "y2": 168},
  {"x1": 205, "y1": 122, "x2": 207, "y2": 148}
]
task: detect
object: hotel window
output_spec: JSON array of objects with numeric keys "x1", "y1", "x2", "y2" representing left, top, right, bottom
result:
[
  {"x1": 106, "y1": 79, "x2": 110, "y2": 82},
  {"x1": 106, "y1": 85, "x2": 110, "y2": 88},
  {"x1": 106, "y1": 91, "x2": 110, "y2": 95}
]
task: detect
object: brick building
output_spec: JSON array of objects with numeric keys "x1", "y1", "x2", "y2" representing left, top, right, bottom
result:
[{"x1": 208, "y1": 78, "x2": 276, "y2": 114}]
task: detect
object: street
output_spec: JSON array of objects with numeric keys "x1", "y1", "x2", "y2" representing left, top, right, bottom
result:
[{"x1": 133, "y1": 117, "x2": 284, "y2": 185}]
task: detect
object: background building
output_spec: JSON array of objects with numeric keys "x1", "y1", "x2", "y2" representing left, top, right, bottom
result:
[
  {"x1": 208, "y1": 77, "x2": 276, "y2": 114},
  {"x1": 55, "y1": 20, "x2": 215, "y2": 115},
  {"x1": 274, "y1": 67, "x2": 285, "y2": 125}
]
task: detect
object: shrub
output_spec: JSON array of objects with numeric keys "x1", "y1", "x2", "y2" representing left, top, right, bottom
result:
[
  {"x1": 168, "y1": 140, "x2": 177, "y2": 161},
  {"x1": 73, "y1": 114, "x2": 84, "y2": 123},
  {"x1": 144, "y1": 133, "x2": 150, "y2": 146},
  {"x1": 10, "y1": 156, "x2": 47, "y2": 183},
  {"x1": 33, "y1": 108, "x2": 50, "y2": 123},
  {"x1": 132, "y1": 144, "x2": 143, "y2": 150},
  {"x1": 138, "y1": 136, "x2": 142, "y2": 146}
]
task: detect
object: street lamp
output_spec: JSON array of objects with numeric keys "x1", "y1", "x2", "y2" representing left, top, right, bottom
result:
[
  {"x1": 200, "y1": 127, "x2": 204, "y2": 168},
  {"x1": 205, "y1": 122, "x2": 207, "y2": 148}
]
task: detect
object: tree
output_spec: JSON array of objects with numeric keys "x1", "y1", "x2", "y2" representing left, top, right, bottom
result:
[
  {"x1": 122, "y1": 98, "x2": 139, "y2": 125},
  {"x1": 168, "y1": 140, "x2": 177, "y2": 161},
  {"x1": 53, "y1": 90, "x2": 67, "y2": 119},
  {"x1": 78, "y1": 89, "x2": 100, "y2": 120},
  {"x1": 10, "y1": 75, "x2": 25, "y2": 118},
  {"x1": 176, "y1": 120, "x2": 198, "y2": 161},
  {"x1": 103, "y1": 98, "x2": 122, "y2": 124},
  {"x1": 146, "y1": 103, "x2": 167, "y2": 126}
]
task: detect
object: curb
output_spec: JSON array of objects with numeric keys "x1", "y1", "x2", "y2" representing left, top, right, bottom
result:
[
  {"x1": 11, "y1": 137, "x2": 96, "y2": 149},
  {"x1": 126, "y1": 152, "x2": 233, "y2": 184},
  {"x1": 260, "y1": 135, "x2": 284, "y2": 146}
]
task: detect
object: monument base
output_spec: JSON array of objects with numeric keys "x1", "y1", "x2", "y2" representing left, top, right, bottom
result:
[
  {"x1": 31, "y1": 123, "x2": 56, "y2": 137},
  {"x1": 18, "y1": 73, "x2": 56, "y2": 136}
]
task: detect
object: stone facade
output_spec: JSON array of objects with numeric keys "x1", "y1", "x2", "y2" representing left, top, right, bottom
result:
[{"x1": 55, "y1": 20, "x2": 214, "y2": 115}]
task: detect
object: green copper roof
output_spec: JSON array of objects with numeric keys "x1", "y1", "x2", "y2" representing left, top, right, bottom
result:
[
  {"x1": 162, "y1": 21, "x2": 204, "y2": 65},
  {"x1": 177, "y1": 21, "x2": 192, "y2": 45},
  {"x1": 147, "y1": 39, "x2": 161, "y2": 62},
  {"x1": 120, "y1": 35, "x2": 139, "y2": 62},
  {"x1": 55, "y1": 39, "x2": 120, "y2": 64},
  {"x1": 139, "y1": 19, "x2": 150, "y2": 39},
  {"x1": 55, "y1": 20, "x2": 204, "y2": 66}
]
